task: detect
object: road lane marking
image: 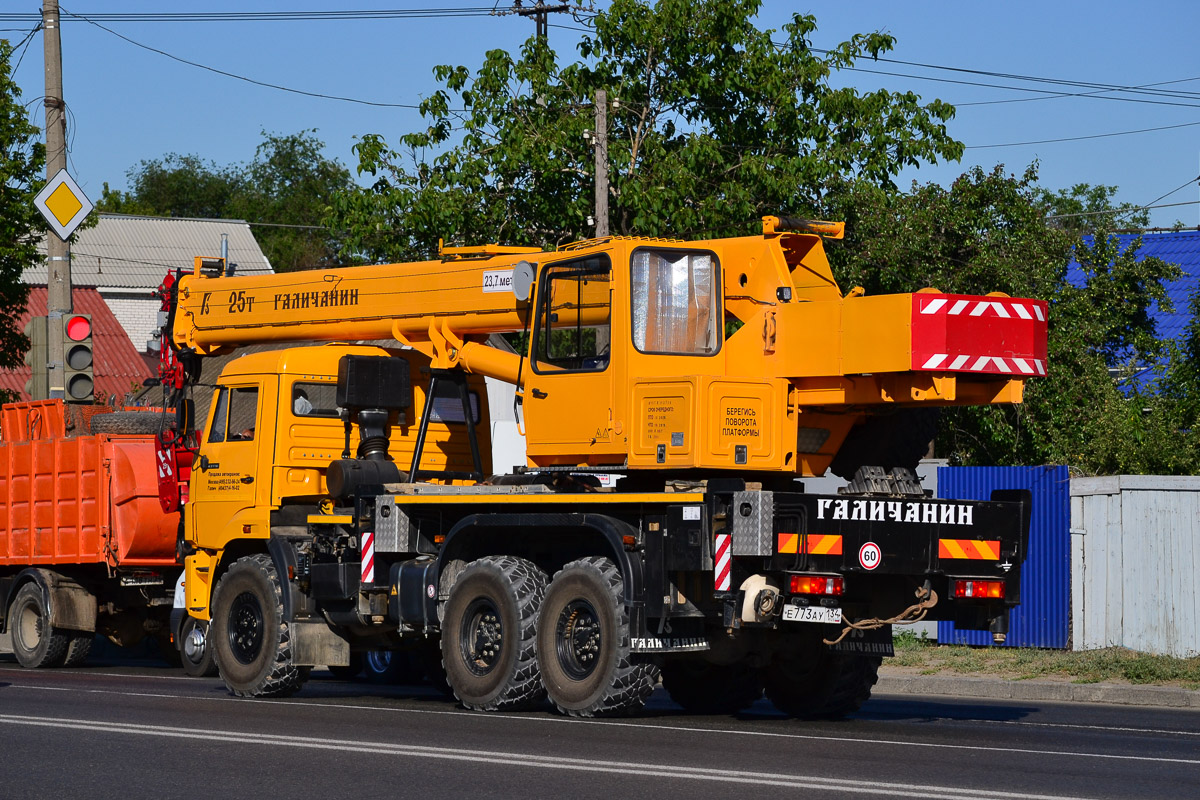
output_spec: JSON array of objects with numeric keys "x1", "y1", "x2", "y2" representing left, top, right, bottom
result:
[
  {"x1": 0, "y1": 713, "x2": 1097, "y2": 800},
  {"x1": 4, "y1": 683, "x2": 1199, "y2": 769}
]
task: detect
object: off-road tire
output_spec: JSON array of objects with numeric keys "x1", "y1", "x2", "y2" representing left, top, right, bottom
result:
[
  {"x1": 61, "y1": 632, "x2": 94, "y2": 667},
  {"x1": 536, "y1": 556, "x2": 659, "y2": 717},
  {"x1": 179, "y1": 615, "x2": 218, "y2": 678},
  {"x1": 211, "y1": 554, "x2": 310, "y2": 697},
  {"x1": 763, "y1": 643, "x2": 881, "y2": 719},
  {"x1": 9, "y1": 583, "x2": 70, "y2": 668},
  {"x1": 829, "y1": 408, "x2": 940, "y2": 480},
  {"x1": 662, "y1": 658, "x2": 763, "y2": 715},
  {"x1": 441, "y1": 555, "x2": 547, "y2": 711},
  {"x1": 89, "y1": 411, "x2": 166, "y2": 435}
]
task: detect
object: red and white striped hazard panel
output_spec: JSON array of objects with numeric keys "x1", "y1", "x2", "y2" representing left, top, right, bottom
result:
[
  {"x1": 911, "y1": 293, "x2": 1048, "y2": 377},
  {"x1": 714, "y1": 533, "x2": 732, "y2": 592},
  {"x1": 361, "y1": 530, "x2": 375, "y2": 584}
]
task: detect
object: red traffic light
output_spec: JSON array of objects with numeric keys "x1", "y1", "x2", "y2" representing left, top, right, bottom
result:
[{"x1": 65, "y1": 314, "x2": 91, "y2": 342}]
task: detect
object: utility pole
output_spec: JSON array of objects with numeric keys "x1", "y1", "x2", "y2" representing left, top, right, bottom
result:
[
  {"x1": 513, "y1": 1, "x2": 570, "y2": 40},
  {"x1": 594, "y1": 89, "x2": 609, "y2": 238},
  {"x1": 43, "y1": 0, "x2": 70, "y2": 400}
]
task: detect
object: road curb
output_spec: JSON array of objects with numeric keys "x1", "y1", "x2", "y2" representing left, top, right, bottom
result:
[{"x1": 875, "y1": 672, "x2": 1200, "y2": 709}]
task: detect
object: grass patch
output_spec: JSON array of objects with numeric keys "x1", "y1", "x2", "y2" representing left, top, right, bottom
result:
[{"x1": 889, "y1": 632, "x2": 1200, "y2": 688}]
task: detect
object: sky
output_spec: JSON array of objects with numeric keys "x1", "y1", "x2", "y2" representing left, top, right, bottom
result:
[{"x1": 5, "y1": 0, "x2": 1200, "y2": 231}]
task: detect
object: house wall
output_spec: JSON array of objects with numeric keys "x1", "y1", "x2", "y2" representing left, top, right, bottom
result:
[
  {"x1": 1071, "y1": 476, "x2": 1200, "y2": 658},
  {"x1": 99, "y1": 290, "x2": 159, "y2": 353}
]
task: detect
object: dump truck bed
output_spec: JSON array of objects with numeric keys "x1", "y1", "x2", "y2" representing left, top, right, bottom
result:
[{"x1": 0, "y1": 401, "x2": 178, "y2": 568}]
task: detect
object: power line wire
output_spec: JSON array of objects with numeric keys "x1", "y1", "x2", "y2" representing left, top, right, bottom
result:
[
  {"x1": 1046, "y1": 199, "x2": 1199, "y2": 220},
  {"x1": 1116, "y1": 176, "x2": 1200, "y2": 221},
  {"x1": 967, "y1": 119, "x2": 1200, "y2": 149},
  {"x1": 62, "y1": 8, "x2": 428, "y2": 110}
]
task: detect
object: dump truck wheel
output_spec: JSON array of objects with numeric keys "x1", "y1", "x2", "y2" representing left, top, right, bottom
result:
[
  {"x1": 61, "y1": 633, "x2": 94, "y2": 667},
  {"x1": 179, "y1": 615, "x2": 217, "y2": 678},
  {"x1": 441, "y1": 555, "x2": 547, "y2": 711},
  {"x1": 211, "y1": 554, "x2": 310, "y2": 697},
  {"x1": 662, "y1": 658, "x2": 763, "y2": 714},
  {"x1": 763, "y1": 640, "x2": 881, "y2": 719},
  {"x1": 536, "y1": 557, "x2": 659, "y2": 717},
  {"x1": 89, "y1": 411, "x2": 167, "y2": 435},
  {"x1": 9, "y1": 583, "x2": 69, "y2": 668}
]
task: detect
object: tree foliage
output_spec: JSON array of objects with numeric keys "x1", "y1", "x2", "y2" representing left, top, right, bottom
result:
[
  {"x1": 0, "y1": 40, "x2": 44, "y2": 386},
  {"x1": 328, "y1": 0, "x2": 962, "y2": 261},
  {"x1": 99, "y1": 130, "x2": 353, "y2": 271},
  {"x1": 826, "y1": 165, "x2": 1189, "y2": 474}
]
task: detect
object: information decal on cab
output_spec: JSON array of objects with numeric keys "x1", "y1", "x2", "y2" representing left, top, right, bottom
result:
[{"x1": 859, "y1": 541, "x2": 882, "y2": 571}]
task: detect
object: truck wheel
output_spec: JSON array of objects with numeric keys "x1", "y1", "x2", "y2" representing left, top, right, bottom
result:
[
  {"x1": 763, "y1": 643, "x2": 881, "y2": 719},
  {"x1": 179, "y1": 616, "x2": 218, "y2": 677},
  {"x1": 9, "y1": 583, "x2": 69, "y2": 668},
  {"x1": 61, "y1": 633, "x2": 94, "y2": 667},
  {"x1": 536, "y1": 556, "x2": 659, "y2": 717},
  {"x1": 211, "y1": 554, "x2": 310, "y2": 697},
  {"x1": 89, "y1": 411, "x2": 166, "y2": 435},
  {"x1": 662, "y1": 659, "x2": 763, "y2": 714},
  {"x1": 441, "y1": 555, "x2": 547, "y2": 711}
]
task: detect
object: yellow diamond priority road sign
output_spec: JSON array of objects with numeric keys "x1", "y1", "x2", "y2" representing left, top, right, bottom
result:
[{"x1": 34, "y1": 169, "x2": 93, "y2": 240}]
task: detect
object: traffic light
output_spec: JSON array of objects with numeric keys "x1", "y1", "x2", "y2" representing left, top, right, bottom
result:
[
  {"x1": 23, "y1": 316, "x2": 47, "y2": 400},
  {"x1": 62, "y1": 313, "x2": 94, "y2": 403}
]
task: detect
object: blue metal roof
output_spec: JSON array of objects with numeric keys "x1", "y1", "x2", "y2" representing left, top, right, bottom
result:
[{"x1": 1068, "y1": 230, "x2": 1200, "y2": 387}]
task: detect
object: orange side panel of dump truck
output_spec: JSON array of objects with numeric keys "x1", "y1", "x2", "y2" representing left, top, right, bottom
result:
[{"x1": 0, "y1": 401, "x2": 178, "y2": 568}]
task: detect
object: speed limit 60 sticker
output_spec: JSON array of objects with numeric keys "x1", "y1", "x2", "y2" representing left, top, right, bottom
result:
[{"x1": 858, "y1": 542, "x2": 882, "y2": 570}]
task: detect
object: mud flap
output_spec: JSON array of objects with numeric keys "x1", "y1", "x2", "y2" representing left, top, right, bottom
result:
[
  {"x1": 827, "y1": 624, "x2": 894, "y2": 657},
  {"x1": 290, "y1": 620, "x2": 351, "y2": 667}
]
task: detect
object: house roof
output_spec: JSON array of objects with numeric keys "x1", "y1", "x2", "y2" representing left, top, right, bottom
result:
[
  {"x1": 30, "y1": 214, "x2": 272, "y2": 289},
  {"x1": 1069, "y1": 229, "x2": 1200, "y2": 386},
  {"x1": 0, "y1": 287, "x2": 153, "y2": 402},
  {"x1": 1070, "y1": 231, "x2": 1200, "y2": 341}
]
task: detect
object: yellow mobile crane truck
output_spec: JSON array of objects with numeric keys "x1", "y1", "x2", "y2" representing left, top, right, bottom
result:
[{"x1": 157, "y1": 216, "x2": 1045, "y2": 717}]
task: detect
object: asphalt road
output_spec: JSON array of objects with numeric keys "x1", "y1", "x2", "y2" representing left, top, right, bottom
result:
[{"x1": 1, "y1": 655, "x2": 1198, "y2": 800}]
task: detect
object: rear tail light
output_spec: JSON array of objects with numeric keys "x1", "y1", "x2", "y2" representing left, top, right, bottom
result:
[
  {"x1": 789, "y1": 575, "x2": 844, "y2": 596},
  {"x1": 953, "y1": 579, "x2": 1005, "y2": 599}
]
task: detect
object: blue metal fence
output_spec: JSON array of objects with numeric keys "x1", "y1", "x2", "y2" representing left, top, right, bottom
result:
[{"x1": 936, "y1": 465, "x2": 1071, "y2": 648}]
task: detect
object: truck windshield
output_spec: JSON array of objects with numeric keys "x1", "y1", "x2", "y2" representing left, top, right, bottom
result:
[{"x1": 631, "y1": 248, "x2": 719, "y2": 356}]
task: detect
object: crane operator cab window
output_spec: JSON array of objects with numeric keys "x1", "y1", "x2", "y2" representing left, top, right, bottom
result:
[
  {"x1": 208, "y1": 386, "x2": 260, "y2": 442},
  {"x1": 533, "y1": 255, "x2": 612, "y2": 372},
  {"x1": 631, "y1": 248, "x2": 720, "y2": 355}
]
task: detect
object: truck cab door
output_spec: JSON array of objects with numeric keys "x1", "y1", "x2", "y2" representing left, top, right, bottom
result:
[
  {"x1": 189, "y1": 380, "x2": 273, "y2": 548},
  {"x1": 523, "y1": 254, "x2": 623, "y2": 465}
]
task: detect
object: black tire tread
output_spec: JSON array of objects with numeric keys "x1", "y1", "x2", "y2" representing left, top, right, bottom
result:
[
  {"x1": 445, "y1": 555, "x2": 546, "y2": 711},
  {"x1": 10, "y1": 583, "x2": 70, "y2": 669},
  {"x1": 662, "y1": 659, "x2": 763, "y2": 715},
  {"x1": 89, "y1": 411, "x2": 169, "y2": 435},
  {"x1": 213, "y1": 554, "x2": 309, "y2": 698},
  {"x1": 764, "y1": 652, "x2": 881, "y2": 719},
  {"x1": 552, "y1": 556, "x2": 659, "y2": 718},
  {"x1": 61, "y1": 632, "x2": 94, "y2": 667}
]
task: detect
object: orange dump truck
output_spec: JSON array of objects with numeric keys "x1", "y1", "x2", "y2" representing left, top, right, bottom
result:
[{"x1": 0, "y1": 400, "x2": 180, "y2": 668}]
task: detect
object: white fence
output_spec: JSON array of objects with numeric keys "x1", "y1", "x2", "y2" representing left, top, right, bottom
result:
[{"x1": 1071, "y1": 476, "x2": 1200, "y2": 658}]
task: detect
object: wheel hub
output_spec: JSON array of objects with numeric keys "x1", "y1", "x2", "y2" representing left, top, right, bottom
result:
[
  {"x1": 183, "y1": 625, "x2": 207, "y2": 662},
  {"x1": 555, "y1": 600, "x2": 601, "y2": 681},
  {"x1": 17, "y1": 601, "x2": 42, "y2": 650},
  {"x1": 228, "y1": 590, "x2": 264, "y2": 665},
  {"x1": 461, "y1": 599, "x2": 503, "y2": 677}
]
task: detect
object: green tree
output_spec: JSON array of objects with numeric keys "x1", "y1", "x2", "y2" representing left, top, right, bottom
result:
[
  {"x1": 328, "y1": 0, "x2": 963, "y2": 261},
  {"x1": 99, "y1": 130, "x2": 353, "y2": 271},
  {"x1": 0, "y1": 40, "x2": 45, "y2": 391},
  {"x1": 826, "y1": 165, "x2": 1186, "y2": 474}
]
